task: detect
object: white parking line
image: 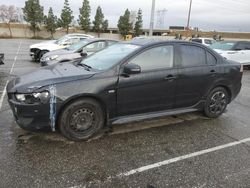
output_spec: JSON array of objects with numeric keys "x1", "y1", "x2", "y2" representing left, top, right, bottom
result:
[
  {"x1": 117, "y1": 137, "x2": 250, "y2": 177},
  {"x1": 0, "y1": 41, "x2": 22, "y2": 110}
]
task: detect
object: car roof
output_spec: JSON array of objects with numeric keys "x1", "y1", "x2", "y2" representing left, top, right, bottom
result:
[
  {"x1": 65, "y1": 33, "x2": 95, "y2": 38},
  {"x1": 84, "y1": 38, "x2": 119, "y2": 42},
  {"x1": 124, "y1": 38, "x2": 204, "y2": 47},
  {"x1": 191, "y1": 38, "x2": 214, "y2": 40}
]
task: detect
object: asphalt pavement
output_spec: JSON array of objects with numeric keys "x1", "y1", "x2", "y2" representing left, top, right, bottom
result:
[{"x1": 0, "y1": 39, "x2": 250, "y2": 188}]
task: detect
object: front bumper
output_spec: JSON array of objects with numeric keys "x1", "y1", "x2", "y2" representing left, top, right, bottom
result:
[
  {"x1": 8, "y1": 99, "x2": 51, "y2": 130},
  {"x1": 40, "y1": 60, "x2": 58, "y2": 66}
]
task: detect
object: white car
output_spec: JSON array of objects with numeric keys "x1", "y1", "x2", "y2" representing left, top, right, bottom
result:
[
  {"x1": 29, "y1": 33, "x2": 94, "y2": 61},
  {"x1": 210, "y1": 41, "x2": 250, "y2": 66},
  {"x1": 191, "y1": 38, "x2": 215, "y2": 46}
]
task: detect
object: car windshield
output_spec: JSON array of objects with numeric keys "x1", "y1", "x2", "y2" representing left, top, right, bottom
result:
[
  {"x1": 79, "y1": 43, "x2": 140, "y2": 71},
  {"x1": 66, "y1": 40, "x2": 89, "y2": 51},
  {"x1": 55, "y1": 36, "x2": 69, "y2": 45},
  {"x1": 210, "y1": 41, "x2": 236, "y2": 50}
]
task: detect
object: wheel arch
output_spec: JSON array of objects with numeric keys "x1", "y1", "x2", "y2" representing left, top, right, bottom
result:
[
  {"x1": 210, "y1": 84, "x2": 232, "y2": 103},
  {"x1": 56, "y1": 94, "x2": 109, "y2": 130}
]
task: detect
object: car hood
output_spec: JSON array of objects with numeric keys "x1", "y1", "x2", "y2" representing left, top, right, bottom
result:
[
  {"x1": 213, "y1": 49, "x2": 227, "y2": 55},
  {"x1": 30, "y1": 40, "x2": 57, "y2": 49},
  {"x1": 7, "y1": 62, "x2": 95, "y2": 93},
  {"x1": 42, "y1": 49, "x2": 75, "y2": 58}
]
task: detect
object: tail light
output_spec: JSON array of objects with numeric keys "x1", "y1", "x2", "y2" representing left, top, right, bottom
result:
[{"x1": 240, "y1": 65, "x2": 243, "y2": 73}]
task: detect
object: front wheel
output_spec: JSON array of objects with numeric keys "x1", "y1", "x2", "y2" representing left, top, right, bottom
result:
[
  {"x1": 37, "y1": 50, "x2": 49, "y2": 62},
  {"x1": 59, "y1": 98, "x2": 104, "y2": 141},
  {"x1": 204, "y1": 87, "x2": 229, "y2": 118}
]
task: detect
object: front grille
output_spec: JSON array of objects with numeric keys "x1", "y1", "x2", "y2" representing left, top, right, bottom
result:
[{"x1": 30, "y1": 48, "x2": 38, "y2": 53}]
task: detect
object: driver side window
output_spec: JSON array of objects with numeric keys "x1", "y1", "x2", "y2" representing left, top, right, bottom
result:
[{"x1": 128, "y1": 45, "x2": 174, "y2": 72}]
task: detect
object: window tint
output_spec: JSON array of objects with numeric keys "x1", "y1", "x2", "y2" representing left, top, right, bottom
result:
[
  {"x1": 180, "y1": 45, "x2": 206, "y2": 67},
  {"x1": 204, "y1": 39, "x2": 212, "y2": 45},
  {"x1": 83, "y1": 41, "x2": 106, "y2": 52},
  {"x1": 236, "y1": 42, "x2": 250, "y2": 50},
  {"x1": 129, "y1": 45, "x2": 174, "y2": 71},
  {"x1": 191, "y1": 39, "x2": 202, "y2": 43},
  {"x1": 206, "y1": 52, "x2": 217, "y2": 65}
]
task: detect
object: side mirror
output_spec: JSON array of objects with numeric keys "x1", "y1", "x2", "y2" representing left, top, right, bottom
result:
[
  {"x1": 123, "y1": 63, "x2": 141, "y2": 75},
  {"x1": 80, "y1": 52, "x2": 88, "y2": 58}
]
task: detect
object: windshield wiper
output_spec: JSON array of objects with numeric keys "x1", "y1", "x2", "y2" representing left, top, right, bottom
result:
[{"x1": 77, "y1": 63, "x2": 92, "y2": 70}]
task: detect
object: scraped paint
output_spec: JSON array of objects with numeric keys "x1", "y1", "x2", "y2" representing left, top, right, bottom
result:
[{"x1": 49, "y1": 84, "x2": 57, "y2": 131}]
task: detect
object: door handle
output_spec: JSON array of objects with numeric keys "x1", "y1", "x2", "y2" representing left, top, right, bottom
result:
[
  {"x1": 210, "y1": 70, "x2": 217, "y2": 77},
  {"x1": 164, "y1": 75, "x2": 176, "y2": 81}
]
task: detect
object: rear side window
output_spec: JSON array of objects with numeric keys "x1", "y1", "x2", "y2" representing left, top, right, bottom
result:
[
  {"x1": 129, "y1": 45, "x2": 174, "y2": 71},
  {"x1": 191, "y1": 39, "x2": 202, "y2": 43},
  {"x1": 206, "y1": 52, "x2": 217, "y2": 65},
  {"x1": 235, "y1": 42, "x2": 250, "y2": 50},
  {"x1": 204, "y1": 39, "x2": 212, "y2": 45},
  {"x1": 180, "y1": 45, "x2": 206, "y2": 67}
]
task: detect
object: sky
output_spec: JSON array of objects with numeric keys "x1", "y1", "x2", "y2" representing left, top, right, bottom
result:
[{"x1": 3, "y1": 0, "x2": 250, "y2": 32}]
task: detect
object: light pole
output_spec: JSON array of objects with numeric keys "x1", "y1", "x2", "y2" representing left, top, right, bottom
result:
[
  {"x1": 149, "y1": 0, "x2": 155, "y2": 36},
  {"x1": 186, "y1": 0, "x2": 193, "y2": 30}
]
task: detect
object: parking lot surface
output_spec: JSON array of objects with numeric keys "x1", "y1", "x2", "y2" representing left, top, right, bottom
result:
[{"x1": 0, "y1": 39, "x2": 250, "y2": 188}]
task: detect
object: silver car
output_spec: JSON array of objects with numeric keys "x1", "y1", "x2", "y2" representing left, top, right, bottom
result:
[{"x1": 40, "y1": 38, "x2": 118, "y2": 66}]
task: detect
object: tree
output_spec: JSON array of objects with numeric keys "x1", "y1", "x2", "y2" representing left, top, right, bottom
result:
[
  {"x1": 22, "y1": 0, "x2": 44, "y2": 37},
  {"x1": 0, "y1": 5, "x2": 18, "y2": 37},
  {"x1": 60, "y1": 0, "x2": 74, "y2": 34},
  {"x1": 78, "y1": 0, "x2": 91, "y2": 33},
  {"x1": 45, "y1": 7, "x2": 57, "y2": 38},
  {"x1": 92, "y1": 6, "x2": 104, "y2": 37},
  {"x1": 134, "y1": 9, "x2": 143, "y2": 37},
  {"x1": 102, "y1": 19, "x2": 108, "y2": 32},
  {"x1": 117, "y1": 9, "x2": 132, "y2": 37}
]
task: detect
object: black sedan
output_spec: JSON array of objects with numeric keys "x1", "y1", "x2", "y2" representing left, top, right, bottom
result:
[
  {"x1": 40, "y1": 38, "x2": 118, "y2": 66},
  {"x1": 7, "y1": 40, "x2": 243, "y2": 141}
]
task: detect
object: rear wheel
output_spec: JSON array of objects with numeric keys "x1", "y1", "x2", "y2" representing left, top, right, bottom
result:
[
  {"x1": 59, "y1": 98, "x2": 104, "y2": 141},
  {"x1": 204, "y1": 87, "x2": 229, "y2": 118}
]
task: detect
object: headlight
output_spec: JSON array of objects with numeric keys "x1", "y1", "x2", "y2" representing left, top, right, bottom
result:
[
  {"x1": 50, "y1": 55, "x2": 59, "y2": 61},
  {"x1": 15, "y1": 91, "x2": 50, "y2": 104}
]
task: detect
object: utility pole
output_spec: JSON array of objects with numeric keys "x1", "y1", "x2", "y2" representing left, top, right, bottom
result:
[
  {"x1": 186, "y1": 0, "x2": 193, "y2": 30},
  {"x1": 149, "y1": 0, "x2": 155, "y2": 36}
]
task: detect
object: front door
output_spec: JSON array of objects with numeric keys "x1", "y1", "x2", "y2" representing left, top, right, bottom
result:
[{"x1": 117, "y1": 45, "x2": 177, "y2": 116}]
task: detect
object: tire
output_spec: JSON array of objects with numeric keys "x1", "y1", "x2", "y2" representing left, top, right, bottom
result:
[
  {"x1": 59, "y1": 98, "x2": 105, "y2": 141},
  {"x1": 37, "y1": 50, "x2": 48, "y2": 62},
  {"x1": 204, "y1": 87, "x2": 229, "y2": 118},
  {"x1": 33, "y1": 50, "x2": 40, "y2": 62}
]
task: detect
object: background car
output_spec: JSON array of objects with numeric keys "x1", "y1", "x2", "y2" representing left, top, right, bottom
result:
[
  {"x1": 210, "y1": 41, "x2": 250, "y2": 66},
  {"x1": 29, "y1": 33, "x2": 94, "y2": 62},
  {"x1": 40, "y1": 38, "x2": 118, "y2": 66},
  {"x1": 7, "y1": 40, "x2": 242, "y2": 141},
  {"x1": 0, "y1": 53, "x2": 4, "y2": 65},
  {"x1": 190, "y1": 38, "x2": 215, "y2": 46}
]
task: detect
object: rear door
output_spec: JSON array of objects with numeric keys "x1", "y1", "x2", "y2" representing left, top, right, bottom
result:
[
  {"x1": 117, "y1": 44, "x2": 177, "y2": 116},
  {"x1": 175, "y1": 44, "x2": 218, "y2": 108}
]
